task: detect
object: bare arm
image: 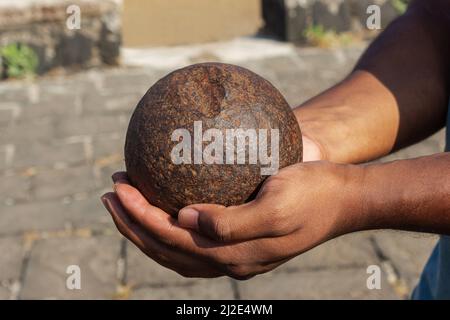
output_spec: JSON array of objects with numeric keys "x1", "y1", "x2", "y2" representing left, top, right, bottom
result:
[
  {"x1": 100, "y1": 0, "x2": 450, "y2": 280},
  {"x1": 360, "y1": 153, "x2": 450, "y2": 235},
  {"x1": 295, "y1": 0, "x2": 450, "y2": 164}
]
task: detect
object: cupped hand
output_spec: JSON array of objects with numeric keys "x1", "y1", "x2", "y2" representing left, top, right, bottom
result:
[{"x1": 101, "y1": 147, "x2": 365, "y2": 280}]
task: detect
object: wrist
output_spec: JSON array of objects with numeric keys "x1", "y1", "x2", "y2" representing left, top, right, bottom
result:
[
  {"x1": 336, "y1": 163, "x2": 374, "y2": 235},
  {"x1": 352, "y1": 162, "x2": 397, "y2": 232}
]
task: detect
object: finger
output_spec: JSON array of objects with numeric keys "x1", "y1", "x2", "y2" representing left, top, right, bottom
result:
[
  {"x1": 217, "y1": 232, "x2": 303, "y2": 266},
  {"x1": 103, "y1": 192, "x2": 223, "y2": 278},
  {"x1": 178, "y1": 204, "x2": 224, "y2": 230},
  {"x1": 226, "y1": 258, "x2": 291, "y2": 280},
  {"x1": 178, "y1": 199, "x2": 295, "y2": 242},
  {"x1": 113, "y1": 181, "x2": 175, "y2": 230},
  {"x1": 113, "y1": 182, "x2": 219, "y2": 258},
  {"x1": 113, "y1": 182, "x2": 298, "y2": 267},
  {"x1": 112, "y1": 171, "x2": 129, "y2": 184},
  {"x1": 102, "y1": 192, "x2": 150, "y2": 250},
  {"x1": 101, "y1": 193, "x2": 222, "y2": 278}
]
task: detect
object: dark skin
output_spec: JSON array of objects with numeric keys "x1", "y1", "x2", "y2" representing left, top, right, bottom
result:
[{"x1": 101, "y1": 0, "x2": 450, "y2": 280}]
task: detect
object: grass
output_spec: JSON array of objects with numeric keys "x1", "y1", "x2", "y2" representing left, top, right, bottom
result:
[
  {"x1": 303, "y1": 25, "x2": 356, "y2": 48},
  {"x1": 1, "y1": 43, "x2": 38, "y2": 79},
  {"x1": 391, "y1": 0, "x2": 409, "y2": 14}
]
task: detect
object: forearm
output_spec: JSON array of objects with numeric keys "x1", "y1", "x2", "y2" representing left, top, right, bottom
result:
[
  {"x1": 355, "y1": 153, "x2": 450, "y2": 235},
  {"x1": 295, "y1": 0, "x2": 450, "y2": 164},
  {"x1": 295, "y1": 71, "x2": 399, "y2": 163}
]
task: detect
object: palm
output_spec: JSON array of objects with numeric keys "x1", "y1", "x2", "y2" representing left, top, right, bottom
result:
[{"x1": 302, "y1": 135, "x2": 324, "y2": 162}]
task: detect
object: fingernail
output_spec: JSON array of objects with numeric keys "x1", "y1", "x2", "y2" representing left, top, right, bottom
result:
[
  {"x1": 111, "y1": 173, "x2": 120, "y2": 183},
  {"x1": 178, "y1": 208, "x2": 199, "y2": 230},
  {"x1": 112, "y1": 172, "x2": 129, "y2": 184},
  {"x1": 101, "y1": 196, "x2": 111, "y2": 212}
]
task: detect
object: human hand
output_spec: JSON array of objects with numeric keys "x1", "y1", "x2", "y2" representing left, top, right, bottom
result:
[
  {"x1": 101, "y1": 158, "x2": 365, "y2": 279},
  {"x1": 301, "y1": 133, "x2": 325, "y2": 162}
]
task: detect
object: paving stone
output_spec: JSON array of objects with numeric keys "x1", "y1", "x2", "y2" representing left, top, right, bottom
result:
[
  {"x1": 0, "y1": 174, "x2": 32, "y2": 205},
  {"x1": 277, "y1": 70, "x2": 345, "y2": 107},
  {"x1": 296, "y1": 46, "x2": 363, "y2": 71},
  {"x1": 11, "y1": 141, "x2": 86, "y2": 170},
  {"x1": 243, "y1": 53, "x2": 348, "y2": 107},
  {"x1": 238, "y1": 56, "x2": 312, "y2": 107},
  {"x1": 82, "y1": 90, "x2": 141, "y2": 115},
  {"x1": 380, "y1": 130, "x2": 446, "y2": 162},
  {"x1": 0, "y1": 193, "x2": 113, "y2": 235},
  {"x1": 66, "y1": 193, "x2": 115, "y2": 230},
  {"x1": 238, "y1": 267, "x2": 398, "y2": 299},
  {"x1": 55, "y1": 115, "x2": 127, "y2": 138},
  {"x1": 19, "y1": 92, "x2": 81, "y2": 121},
  {"x1": 126, "y1": 241, "x2": 195, "y2": 287},
  {"x1": 277, "y1": 47, "x2": 363, "y2": 106},
  {"x1": 97, "y1": 162, "x2": 126, "y2": 192},
  {"x1": 0, "y1": 144, "x2": 14, "y2": 171},
  {"x1": 0, "y1": 118, "x2": 55, "y2": 144},
  {"x1": 372, "y1": 230, "x2": 438, "y2": 289},
  {"x1": 92, "y1": 133, "x2": 125, "y2": 160},
  {"x1": 126, "y1": 240, "x2": 235, "y2": 301},
  {"x1": 20, "y1": 235, "x2": 121, "y2": 299},
  {"x1": 37, "y1": 73, "x2": 100, "y2": 97},
  {"x1": 102, "y1": 72, "x2": 153, "y2": 93},
  {"x1": 91, "y1": 134, "x2": 125, "y2": 188},
  {"x1": 0, "y1": 201, "x2": 68, "y2": 235},
  {"x1": 275, "y1": 232, "x2": 380, "y2": 273},
  {"x1": 33, "y1": 166, "x2": 98, "y2": 200},
  {"x1": 0, "y1": 286, "x2": 11, "y2": 299},
  {"x1": 130, "y1": 279, "x2": 234, "y2": 300},
  {"x1": 103, "y1": 93, "x2": 141, "y2": 114},
  {"x1": 0, "y1": 83, "x2": 31, "y2": 104},
  {"x1": 238, "y1": 59, "x2": 286, "y2": 87},
  {"x1": 0, "y1": 102, "x2": 21, "y2": 126},
  {"x1": 0, "y1": 237, "x2": 24, "y2": 282}
]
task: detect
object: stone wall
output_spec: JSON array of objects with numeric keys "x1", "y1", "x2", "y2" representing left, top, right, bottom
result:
[
  {"x1": 263, "y1": 0, "x2": 407, "y2": 43},
  {"x1": 0, "y1": 0, "x2": 121, "y2": 75}
]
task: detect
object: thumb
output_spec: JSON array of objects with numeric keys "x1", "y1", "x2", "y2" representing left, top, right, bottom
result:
[
  {"x1": 178, "y1": 200, "x2": 289, "y2": 242},
  {"x1": 177, "y1": 203, "x2": 225, "y2": 238}
]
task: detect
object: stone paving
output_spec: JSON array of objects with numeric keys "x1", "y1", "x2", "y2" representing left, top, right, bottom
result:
[{"x1": 0, "y1": 42, "x2": 444, "y2": 300}]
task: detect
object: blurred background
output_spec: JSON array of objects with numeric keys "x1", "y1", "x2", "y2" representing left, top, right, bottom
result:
[{"x1": 0, "y1": 0, "x2": 444, "y2": 299}]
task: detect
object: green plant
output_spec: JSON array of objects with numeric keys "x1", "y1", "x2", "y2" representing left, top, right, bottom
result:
[
  {"x1": 303, "y1": 25, "x2": 328, "y2": 46},
  {"x1": 1, "y1": 43, "x2": 38, "y2": 79},
  {"x1": 303, "y1": 25, "x2": 355, "y2": 48},
  {"x1": 392, "y1": 0, "x2": 409, "y2": 14}
]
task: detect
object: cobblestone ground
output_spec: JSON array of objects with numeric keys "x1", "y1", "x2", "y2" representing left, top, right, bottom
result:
[{"x1": 0, "y1": 44, "x2": 444, "y2": 300}]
